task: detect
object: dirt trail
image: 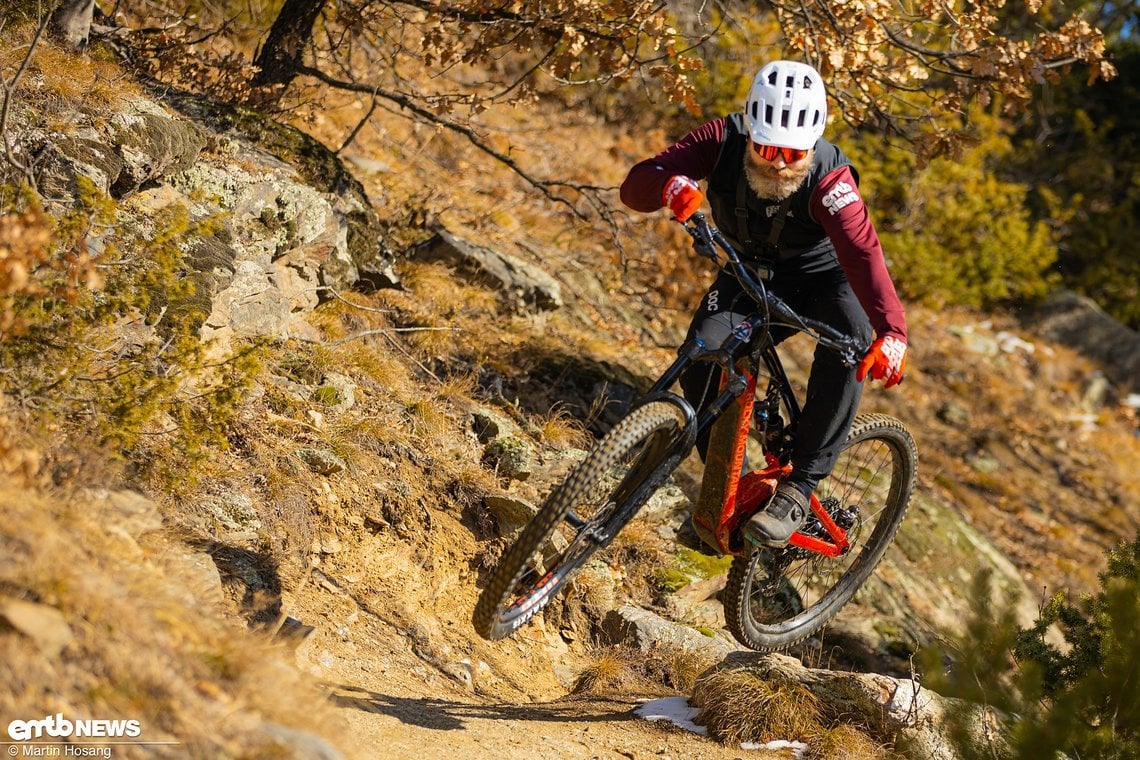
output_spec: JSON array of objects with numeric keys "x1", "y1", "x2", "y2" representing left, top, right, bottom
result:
[
  {"x1": 332, "y1": 688, "x2": 769, "y2": 760},
  {"x1": 282, "y1": 519, "x2": 788, "y2": 760},
  {"x1": 318, "y1": 643, "x2": 783, "y2": 760}
]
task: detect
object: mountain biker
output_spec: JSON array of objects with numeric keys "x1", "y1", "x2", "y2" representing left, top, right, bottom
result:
[{"x1": 619, "y1": 59, "x2": 908, "y2": 548}]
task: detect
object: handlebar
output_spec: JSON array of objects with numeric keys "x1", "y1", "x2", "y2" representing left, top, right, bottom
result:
[{"x1": 681, "y1": 213, "x2": 868, "y2": 368}]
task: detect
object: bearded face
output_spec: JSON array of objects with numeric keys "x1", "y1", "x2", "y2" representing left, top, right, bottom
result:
[{"x1": 743, "y1": 145, "x2": 814, "y2": 201}]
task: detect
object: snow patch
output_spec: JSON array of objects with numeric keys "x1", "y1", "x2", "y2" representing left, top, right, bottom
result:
[
  {"x1": 636, "y1": 697, "x2": 707, "y2": 736},
  {"x1": 741, "y1": 739, "x2": 809, "y2": 756},
  {"x1": 636, "y1": 697, "x2": 809, "y2": 756}
]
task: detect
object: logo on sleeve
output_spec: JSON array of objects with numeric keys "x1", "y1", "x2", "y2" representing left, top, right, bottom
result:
[{"x1": 822, "y1": 181, "x2": 860, "y2": 215}]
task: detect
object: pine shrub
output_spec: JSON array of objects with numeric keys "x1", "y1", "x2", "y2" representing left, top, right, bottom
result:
[
  {"x1": 0, "y1": 180, "x2": 263, "y2": 487},
  {"x1": 922, "y1": 535, "x2": 1140, "y2": 759}
]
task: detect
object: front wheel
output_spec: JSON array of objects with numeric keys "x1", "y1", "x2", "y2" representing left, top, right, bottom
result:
[
  {"x1": 473, "y1": 401, "x2": 689, "y2": 640},
  {"x1": 724, "y1": 413, "x2": 918, "y2": 651}
]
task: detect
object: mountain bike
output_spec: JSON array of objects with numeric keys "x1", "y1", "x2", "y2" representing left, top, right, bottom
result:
[{"x1": 472, "y1": 213, "x2": 918, "y2": 651}]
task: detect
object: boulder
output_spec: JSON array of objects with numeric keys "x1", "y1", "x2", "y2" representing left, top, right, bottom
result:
[
  {"x1": 160, "y1": 91, "x2": 398, "y2": 293},
  {"x1": 20, "y1": 89, "x2": 401, "y2": 354},
  {"x1": 33, "y1": 97, "x2": 207, "y2": 199},
  {"x1": 413, "y1": 226, "x2": 562, "y2": 311},
  {"x1": 483, "y1": 435, "x2": 535, "y2": 481},
  {"x1": 0, "y1": 597, "x2": 74, "y2": 657},
  {"x1": 484, "y1": 493, "x2": 538, "y2": 536},
  {"x1": 1029, "y1": 290, "x2": 1140, "y2": 391},
  {"x1": 602, "y1": 604, "x2": 737, "y2": 659}
]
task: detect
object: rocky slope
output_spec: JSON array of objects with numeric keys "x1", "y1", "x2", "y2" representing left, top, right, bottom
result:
[{"x1": 2, "y1": 60, "x2": 1138, "y2": 760}]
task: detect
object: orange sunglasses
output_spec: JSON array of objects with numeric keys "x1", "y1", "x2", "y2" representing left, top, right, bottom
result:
[{"x1": 752, "y1": 143, "x2": 810, "y2": 163}]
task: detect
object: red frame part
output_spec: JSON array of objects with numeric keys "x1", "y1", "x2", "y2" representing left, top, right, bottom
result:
[{"x1": 699, "y1": 368, "x2": 850, "y2": 557}]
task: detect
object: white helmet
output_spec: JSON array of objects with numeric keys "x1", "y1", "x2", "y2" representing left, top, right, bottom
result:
[{"x1": 745, "y1": 60, "x2": 828, "y2": 150}]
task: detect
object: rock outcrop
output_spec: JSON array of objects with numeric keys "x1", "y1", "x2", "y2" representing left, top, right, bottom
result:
[
  {"x1": 20, "y1": 91, "x2": 399, "y2": 352},
  {"x1": 1029, "y1": 289, "x2": 1140, "y2": 392}
]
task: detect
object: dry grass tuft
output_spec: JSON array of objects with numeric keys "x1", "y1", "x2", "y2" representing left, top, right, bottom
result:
[
  {"x1": 406, "y1": 395, "x2": 453, "y2": 443},
  {"x1": 565, "y1": 562, "x2": 618, "y2": 621},
  {"x1": 642, "y1": 644, "x2": 718, "y2": 694},
  {"x1": 1, "y1": 31, "x2": 137, "y2": 117},
  {"x1": 572, "y1": 644, "x2": 717, "y2": 696},
  {"x1": 572, "y1": 646, "x2": 648, "y2": 694},
  {"x1": 535, "y1": 405, "x2": 590, "y2": 449},
  {"x1": 692, "y1": 670, "x2": 823, "y2": 745},
  {"x1": 608, "y1": 520, "x2": 670, "y2": 604},
  {"x1": 0, "y1": 477, "x2": 344, "y2": 755},
  {"x1": 436, "y1": 370, "x2": 478, "y2": 403},
  {"x1": 692, "y1": 669, "x2": 891, "y2": 757},
  {"x1": 805, "y1": 723, "x2": 891, "y2": 760}
]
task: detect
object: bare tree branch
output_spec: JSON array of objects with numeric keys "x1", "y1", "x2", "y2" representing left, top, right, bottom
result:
[
  {"x1": 0, "y1": 12, "x2": 51, "y2": 188},
  {"x1": 294, "y1": 61, "x2": 618, "y2": 223}
]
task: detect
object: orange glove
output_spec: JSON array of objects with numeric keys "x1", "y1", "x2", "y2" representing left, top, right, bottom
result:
[
  {"x1": 662, "y1": 175, "x2": 703, "y2": 222},
  {"x1": 857, "y1": 335, "x2": 907, "y2": 388}
]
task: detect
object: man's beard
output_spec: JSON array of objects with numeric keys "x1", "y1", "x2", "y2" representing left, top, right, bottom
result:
[{"x1": 743, "y1": 149, "x2": 813, "y2": 201}]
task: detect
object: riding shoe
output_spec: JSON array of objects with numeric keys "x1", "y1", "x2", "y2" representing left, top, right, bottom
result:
[{"x1": 742, "y1": 482, "x2": 810, "y2": 547}]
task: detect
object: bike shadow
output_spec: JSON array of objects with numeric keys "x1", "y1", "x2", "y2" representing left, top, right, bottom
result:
[
  {"x1": 329, "y1": 684, "x2": 643, "y2": 731},
  {"x1": 784, "y1": 626, "x2": 916, "y2": 679}
]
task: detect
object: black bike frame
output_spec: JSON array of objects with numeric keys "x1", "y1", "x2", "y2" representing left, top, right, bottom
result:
[
  {"x1": 637, "y1": 213, "x2": 865, "y2": 459},
  {"x1": 616, "y1": 214, "x2": 870, "y2": 556}
]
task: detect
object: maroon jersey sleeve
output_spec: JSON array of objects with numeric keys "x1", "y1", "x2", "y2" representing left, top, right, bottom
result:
[
  {"x1": 619, "y1": 119, "x2": 727, "y2": 212},
  {"x1": 809, "y1": 166, "x2": 908, "y2": 343}
]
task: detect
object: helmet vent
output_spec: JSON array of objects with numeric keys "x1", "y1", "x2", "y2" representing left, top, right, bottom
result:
[
  {"x1": 751, "y1": 102, "x2": 759, "y2": 120},
  {"x1": 767, "y1": 70, "x2": 778, "y2": 85},
  {"x1": 797, "y1": 109, "x2": 807, "y2": 127},
  {"x1": 780, "y1": 109, "x2": 790, "y2": 128},
  {"x1": 765, "y1": 104, "x2": 774, "y2": 124}
]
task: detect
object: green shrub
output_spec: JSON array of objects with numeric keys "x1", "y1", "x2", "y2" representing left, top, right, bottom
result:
[
  {"x1": 0, "y1": 179, "x2": 263, "y2": 487},
  {"x1": 921, "y1": 535, "x2": 1140, "y2": 759},
  {"x1": 1007, "y1": 43, "x2": 1140, "y2": 328},
  {"x1": 841, "y1": 112, "x2": 1059, "y2": 310}
]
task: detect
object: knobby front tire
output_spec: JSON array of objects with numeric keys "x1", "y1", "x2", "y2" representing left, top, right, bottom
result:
[
  {"x1": 473, "y1": 401, "x2": 688, "y2": 641},
  {"x1": 724, "y1": 413, "x2": 918, "y2": 651}
]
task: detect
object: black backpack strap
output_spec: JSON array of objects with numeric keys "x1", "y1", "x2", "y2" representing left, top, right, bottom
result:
[
  {"x1": 736, "y1": 171, "x2": 792, "y2": 269},
  {"x1": 734, "y1": 169, "x2": 752, "y2": 252},
  {"x1": 767, "y1": 195, "x2": 794, "y2": 248}
]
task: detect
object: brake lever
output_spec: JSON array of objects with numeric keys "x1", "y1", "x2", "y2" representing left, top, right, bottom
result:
[
  {"x1": 837, "y1": 337, "x2": 868, "y2": 369},
  {"x1": 684, "y1": 215, "x2": 720, "y2": 263},
  {"x1": 694, "y1": 240, "x2": 718, "y2": 263}
]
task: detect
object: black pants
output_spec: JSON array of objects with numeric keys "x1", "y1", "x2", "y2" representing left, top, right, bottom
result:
[{"x1": 679, "y1": 266, "x2": 873, "y2": 495}]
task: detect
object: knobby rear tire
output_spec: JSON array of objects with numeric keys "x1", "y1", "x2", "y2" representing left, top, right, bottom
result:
[
  {"x1": 724, "y1": 413, "x2": 917, "y2": 651},
  {"x1": 473, "y1": 401, "x2": 688, "y2": 641}
]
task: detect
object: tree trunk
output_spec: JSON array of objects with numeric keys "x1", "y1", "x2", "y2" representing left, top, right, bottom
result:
[
  {"x1": 252, "y1": 0, "x2": 327, "y2": 94},
  {"x1": 49, "y1": 0, "x2": 95, "y2": 48}
]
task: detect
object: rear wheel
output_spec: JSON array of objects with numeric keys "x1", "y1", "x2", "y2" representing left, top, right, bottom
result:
[
  {"x1": 473, "y1": 401, "x2": 689, "y2": 640},
  {"x1": 724, "y1": 414, "x2": 917, "y2": 651}
]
